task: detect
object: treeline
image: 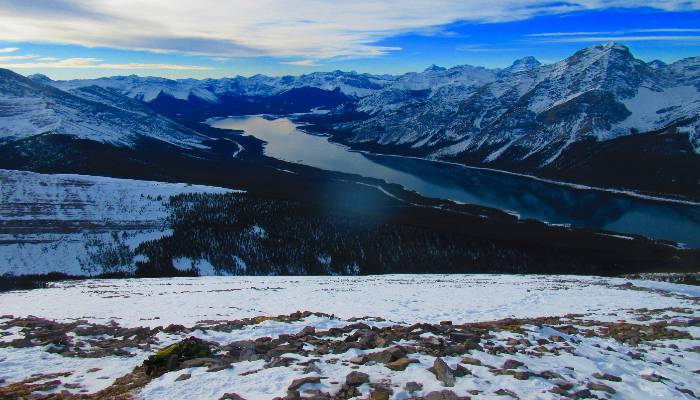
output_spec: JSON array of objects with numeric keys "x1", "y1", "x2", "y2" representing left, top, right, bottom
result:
[{"x1": 133, "y1": 192, "x2": 645, "y2": 277}]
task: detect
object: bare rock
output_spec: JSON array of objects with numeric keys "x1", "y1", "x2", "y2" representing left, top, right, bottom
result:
[
  {"x1": 641, "y1": 373, "x2": 666, "y2": 382},
  {"x1": 386, "y1": 357, "x2": 419, "y2": 371},
  {"x1": 592, "y1": 372, "x2": 622, "y2": 382},
  {"x1": 206, "y1": 364, "x2": 232, "y2": 373},
  {"x1": 289, "y1": 376, "x2": 321, "y2": 391},
  {"x1": 502, "y1": 359, "x2": 525, "y2": 370},
  {"x1": 303, "y1": 361, "x2": 322, "y2": 374},
  {"x1": 588, "y1": 382, "x2": 616, "y2": 394},
  {"x1": 461, "y1": 356, "x2": 481, "y2": 366},
  {"x1": 369, "y1": 387, "x2": 392, "y2": 400},
  {"x1": 350, "y1": 355, "x2": 367, "y2": 364},
  {"x1": 174, "y1": 373, "x2": 191, "y2": 382},
  {"x1": 367, "y1": 346, "x2": 406, "y2": 364},
  {"x1": 219, "y1": 393, "x2": 247, "y2": 400},
  {"x1": 405, "y1": 381, "x2": 423, "y2": 393},
  {"x1": 513, "y1": 371, "x2": 531, "y2": 380},
  {"x1": 345, "y1": 371, "x2": 369, "y2": 386},
  {"x1": 424, "y1": 390, "x2": 468, "y2": 400},
  {"x1": 431, "y1": 357, "x2": 456, "y2": 387},
  {"x1": 495, "y1": 388, "x2": 519, "y2": 398}
]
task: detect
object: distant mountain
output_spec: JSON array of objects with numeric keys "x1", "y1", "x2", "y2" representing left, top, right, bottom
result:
[
  {"x1": 45, "y1": 70, "x2": 395, "y2": 102},
  {"x1": 337, "y1": 43, "x2": 700, "y2": 160},
  {"x1": 40, "y1": 70, "x2": 387, "y2": 120},
  {"x1": 1, "y1": 68, "x2": 208, "y2": 149}
]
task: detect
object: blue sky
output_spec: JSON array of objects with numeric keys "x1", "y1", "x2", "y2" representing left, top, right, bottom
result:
[{"x1": 0, "y1": 1, "x2": 698, "y2": 79}]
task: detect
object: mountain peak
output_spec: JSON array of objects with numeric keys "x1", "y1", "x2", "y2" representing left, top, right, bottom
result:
[
  {"x1": 424, "y1": 64, "x2": 446, "y2": 72},
  {"x1": 507, "y1": 56, "x2": 541, "y2": 72},
  {"x1": 648, "y1": 59, "x2": 667, "y2": 69},
  {"x1": 600, "y1": 41, "x2": 629, "y2": 51},
  {"x1": 583, "y1": 42, "x2": 632, "y2": 57},
  {"x1": 28, "y1": 73, "x2": 52, "y2": 84},
  {"x1": 567, "y1": 41, "x2": 635, "y2": 66}
]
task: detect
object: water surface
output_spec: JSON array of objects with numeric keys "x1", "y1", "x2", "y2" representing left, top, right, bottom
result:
[{"x1": 210, "y1": 115, "x2": 700, "y2": 247}]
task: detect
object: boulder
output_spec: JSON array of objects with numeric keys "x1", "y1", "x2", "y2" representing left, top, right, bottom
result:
[
  {"x1": 404, "y1": 381, "x2": 423, "y2": 393},
  {"x1": 592, "y1": 372, "x2": 622, "y2": 382},
  {"x1": 345, "y1": 371, "x2": 369, "y2": 386},
  {"x1": 369, "y1": 387, "x2": 392, "y2": 400},
  {"x1": 587, "y1": 382, "x2": 616, "y2": 394},
  {"x1": 386, "y1": 357, "x2": 419, "y2": 371},
  {"x1": 424, "y1": 390, "x2": 468, "y2": 400},
  {"x1": 219, "y1": 394, "x2": 247, "y2": 400},
  {"x1": 502, "y1": 359, "x2": 524, "y2": 370},
  {"x1": 288, "y1": 376, "x2": 321, "y2": 391},
  {"x1": 143, "y1": 337, "x2": 213, "y2": 376},
  {"x1": 174, "y1": 373, "x2": 191, "y2": 382},
  {"x1": 431, "y1": 358, "x2": 456, "y2": 387},
  {"x1": 461, "y1": 356, "x2": 481, "y2": 366}
]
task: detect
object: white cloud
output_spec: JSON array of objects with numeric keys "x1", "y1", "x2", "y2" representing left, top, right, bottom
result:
[
  {"x1": 635, "y1": 28, "x2": 700, "y2": 33},
  {"x1": 0, "y1": 57, "x2": 213, "y2": 70},
  {"x1": 537, "y1": 35, "x2": 700, "y2": 43},
  {"x1": 281, "y1": 59, "x2": 322, "y2": 67},
  {"x1": 0, "y1": 54, "x2": 36, "y2": 61},
  {"x1": 527, "y1": 28, "x2": 700, "y2": 38},
  {"x1": 526, "y1": 31, "x2": 624, "y2": 37},
  {"x1": 0, "y1": 1, "x2": 696, "y2": 59},
  {"x1": 0, "y1": 47, "x2": 19, "y2": 53}
]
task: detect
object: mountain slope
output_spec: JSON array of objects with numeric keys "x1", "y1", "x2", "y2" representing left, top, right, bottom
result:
[
  {"x1": 323, "y1": 43, "x2": 700, "y2": 198},
  {"x1": 336, "y1": 43, "x2": 700, "y2": 160},
  {"x1": 0, "y1": 69, "x2": 209, "y2": 149}
]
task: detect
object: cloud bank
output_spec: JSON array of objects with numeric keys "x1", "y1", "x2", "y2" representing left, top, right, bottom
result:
[
  {"x1": 0, "y1": 56, "x2": 213, "y2": 70},
  {"x1": 0, "y1": 0, "x2": 697, "y2": 60}
]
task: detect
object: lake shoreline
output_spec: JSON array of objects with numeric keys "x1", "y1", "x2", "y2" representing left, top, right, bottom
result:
[
  {"x1": 208, "y1": 114, "x2": 700, "y2": 247},
  {"x1": 287, "y1": 119, "x2": 700, "y2": 207}
]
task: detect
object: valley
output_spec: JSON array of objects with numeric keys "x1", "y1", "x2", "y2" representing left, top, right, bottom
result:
[{"x1": 209, "y1": 115, "x2": 700, "y2": 247}]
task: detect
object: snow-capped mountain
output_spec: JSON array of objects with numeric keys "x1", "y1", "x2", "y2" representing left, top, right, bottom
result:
[
  {"x1": 335, "y1": 43, "x2": 700, "y2": 168},
  {"x1": 0, "y1": 68, "x2": 208, "y2": 149},
  {"x1": 355, "y1": 63, "x2": 498, "y2": 115},
  {"x1": 45, "y1": 70, "x2": 396, "y2": 103}
]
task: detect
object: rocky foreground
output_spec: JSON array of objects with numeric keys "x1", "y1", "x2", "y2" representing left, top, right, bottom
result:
[{"x1": 0, "y1": 276, "x2": 699, "y2": 399}]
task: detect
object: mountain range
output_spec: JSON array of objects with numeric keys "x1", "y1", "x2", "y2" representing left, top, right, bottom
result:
[
  {"x1": 2, "y1": 42, "x2": 699, "y2": 199},
  {"x1": 0, "y1": 69, "x2": 208, "y2": 149}
]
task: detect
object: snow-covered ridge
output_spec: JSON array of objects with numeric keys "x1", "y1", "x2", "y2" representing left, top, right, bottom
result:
[
  {"x1": 0, "y1": 169, "x2": 238, "y2": 276},
  {"x1": 0, "y1": 68, "x2": 209, "y2": 149},
  {"x1": 1, "y1": 274, "x2": 695, "y2": 327},
  {"x1": 0, "y1": 169, "x2": 236, "y2": 222}
]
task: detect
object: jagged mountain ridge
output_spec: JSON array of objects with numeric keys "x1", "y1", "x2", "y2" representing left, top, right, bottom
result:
[
  {"x1": 336, "y1": 43, "x2": 700, "y2": 168},
  {"x1": 45, "y1": 70, "x2": 397, "y2": 102},
  {"x1": 0, "y1": 69, "x2": 209, "y2": 149}
]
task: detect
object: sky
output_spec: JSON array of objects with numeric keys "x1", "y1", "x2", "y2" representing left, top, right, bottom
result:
[{"x1": 0, "y1": 1, "x2": 699, "y2": 79}]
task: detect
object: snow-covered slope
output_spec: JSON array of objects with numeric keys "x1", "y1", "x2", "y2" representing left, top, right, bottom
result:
[
  {"x1": 0, "y1": 68, "x2": 209, "y2": 148},
  {"x1": 0, "y1": 169, "x2": 237, "y2": 276},
  {"x1": 355, "y1": 64, "x2": 498, "y2": 115},
  {"x1": 1, "y1": 275, "x2": 699, "y2": 399},
  {"x1": 337, "y1": 43, "x2": 700, "y2": 166}
]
